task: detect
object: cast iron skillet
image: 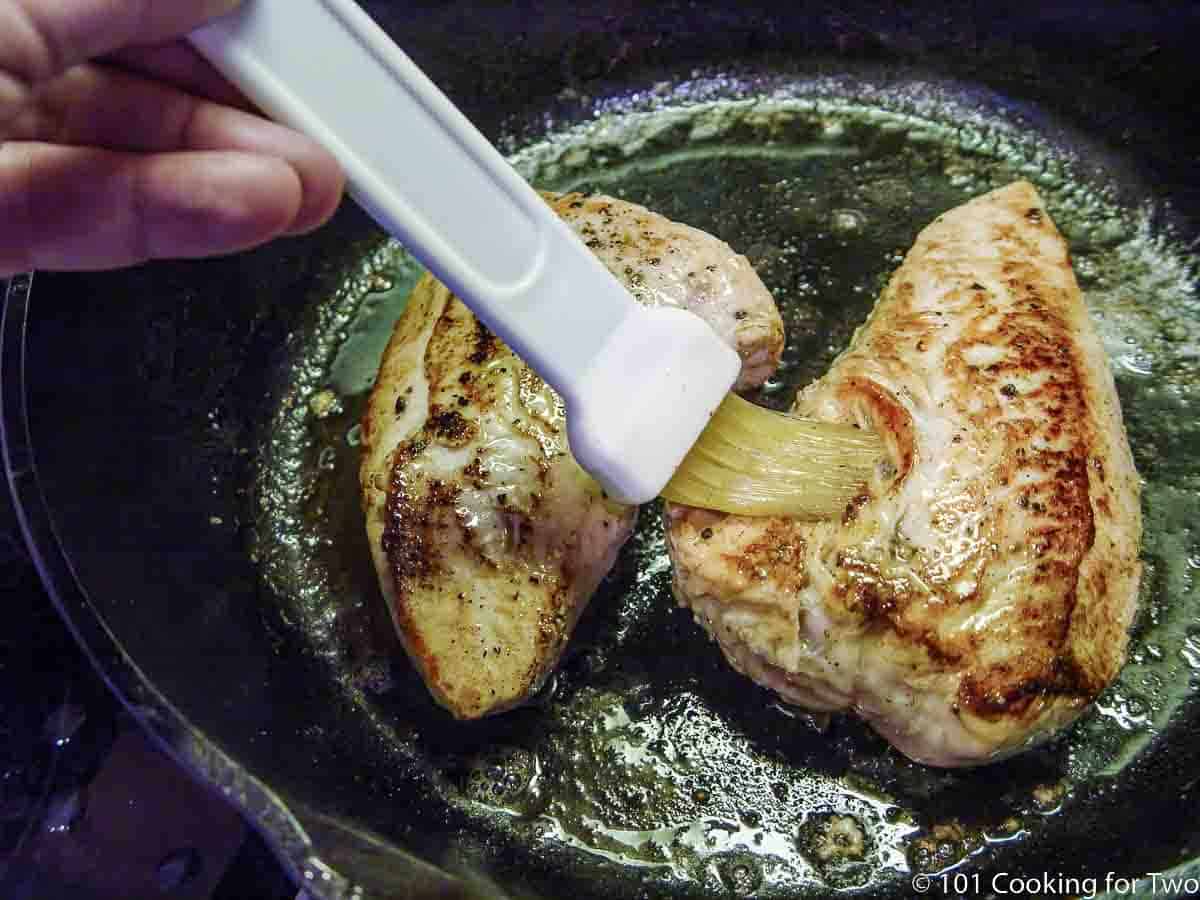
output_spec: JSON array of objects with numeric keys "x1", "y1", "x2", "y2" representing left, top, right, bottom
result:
[{"x1": 5, "y1": 3, "x2": 1200, "y2": 897}]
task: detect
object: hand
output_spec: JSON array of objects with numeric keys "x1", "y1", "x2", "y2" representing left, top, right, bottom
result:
[{"x1": 0, "y1": 0, "x2": 346, "y2": 276}]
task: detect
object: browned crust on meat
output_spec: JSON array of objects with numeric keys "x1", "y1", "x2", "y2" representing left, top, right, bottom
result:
[
  {"x1": 723, "y1": 520, "x2": 809, "y2": 594},
  {"x1": 380, "y1": 452, "x2": 451, "y2": 688}
]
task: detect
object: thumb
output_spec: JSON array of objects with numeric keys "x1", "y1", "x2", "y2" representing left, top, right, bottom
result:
[{"x1": 1, "y1": 0, "x2": 241, "y2": 86}]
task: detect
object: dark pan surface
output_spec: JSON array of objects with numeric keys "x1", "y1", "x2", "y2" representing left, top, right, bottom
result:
[{"x1": 5, "y1": 3, "x2": 1200, "y2": 898}]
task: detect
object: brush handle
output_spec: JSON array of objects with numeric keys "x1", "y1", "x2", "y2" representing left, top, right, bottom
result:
[{"x1": 189, "y1": 0, "x2": 739, "y2": 503}]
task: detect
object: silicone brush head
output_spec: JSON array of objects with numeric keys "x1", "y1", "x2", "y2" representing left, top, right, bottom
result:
[{"x1": 661, "y1": 393, "x2": 886, "y2": 518}]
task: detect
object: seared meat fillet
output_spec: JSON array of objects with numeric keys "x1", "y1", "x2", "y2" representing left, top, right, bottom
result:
[
  {"x1": 361, "y1": 192, "x2": 783, "y2": 718},
  {"x1": 666, "y1": 182, "x2": 1142, "y2": 766}
]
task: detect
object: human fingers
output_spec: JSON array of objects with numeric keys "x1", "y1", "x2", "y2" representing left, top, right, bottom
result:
[
  {"x1": 0, "y1": 0, "x2": 242, "y2": 133},
  {"x1": 0, "y1": 142, "x2": 310, "y2": 276},
  {"x1": 1, "y1": 0, "x2": 242, "y2": 86},
  {"x1": 105, "y1": 40, "x2": 252, "y2": 111},
  {"x1": 7, "y1": 63, "x2": 344, "y2": 235}
]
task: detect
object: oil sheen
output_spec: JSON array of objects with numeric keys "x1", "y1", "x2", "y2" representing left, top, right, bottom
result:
[{"x1": 251, "y1": 74, "x2": 1200, "y2": 897}]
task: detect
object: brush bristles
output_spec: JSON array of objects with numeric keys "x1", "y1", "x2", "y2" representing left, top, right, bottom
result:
[{"x1": 660, "y1": 394, "x2": 885, "y2": 519}]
